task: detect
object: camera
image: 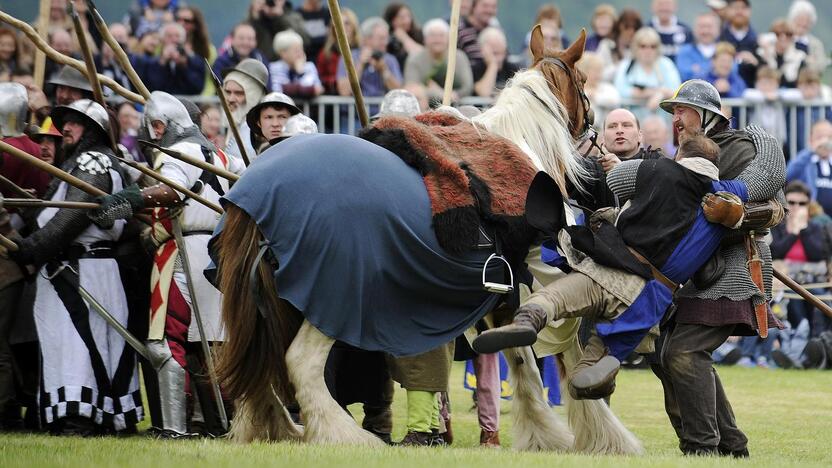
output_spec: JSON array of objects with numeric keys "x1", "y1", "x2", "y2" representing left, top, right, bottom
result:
[
  {"x1": 266, "y1": 0, "x2": 276, "y2": 7},
  {"x1": 371, "y1": 50, "x2": 384, "y2": 61}
]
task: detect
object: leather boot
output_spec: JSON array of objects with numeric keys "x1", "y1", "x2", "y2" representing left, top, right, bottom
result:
[
  {"x1": 479, "y1": 429, "x2": 500, "y2": 447},
  {"x1": 472, "y1": 304, "x2": 548, "y2": 354},
  {"x1": 568, "y1": 355, "x2": 620, "y2": 400}
]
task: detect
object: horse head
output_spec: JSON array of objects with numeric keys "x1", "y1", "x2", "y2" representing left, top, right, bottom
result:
[{"x1": 528, "y1": 26, "x2": 593, "y2": 143}]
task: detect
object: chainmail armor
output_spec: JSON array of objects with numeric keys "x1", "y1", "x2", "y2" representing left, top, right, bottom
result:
[
  {"x1": 605, "y1": 159, "x2": 642, "y2": 203},
  {"x1": 677, "y1": 124, "x2": 786, "y2": 304}
]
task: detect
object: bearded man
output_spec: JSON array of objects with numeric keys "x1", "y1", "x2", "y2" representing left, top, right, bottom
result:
[
  {"x1": 7, "y1": 100, "x2": 142, "y2": 436},
  {"x1": 221, "y1": 59, "x2": 268, "y2": 164}
]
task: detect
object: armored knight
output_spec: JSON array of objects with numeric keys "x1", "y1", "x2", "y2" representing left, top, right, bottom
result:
[
  {"x1": 8, "y1": 99, "x2": 143, "y2": 435},
  {"x1": 90, "y1": 91, "x2": 242, "y2": 437}
]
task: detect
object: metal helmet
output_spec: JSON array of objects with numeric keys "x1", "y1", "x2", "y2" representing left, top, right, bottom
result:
[
  {"x1": 282, "y1": 114, "x2": 318, "y2": 137},
  {"x1": 177, "y1": 97, "x2": 202, "y2": 126},
  {"x1": 52, "y1": 99, "x2": 110, "y2": 136},
  {"x1": 143, "y1": 91, "x2": 196, "y2": 140},
  {"x1": 222, "y1": 58, "x2": 269, "y2": 91},
  {"x1": 47, "y1": 65, "x2": 94, "y2": 92},
  {"x1": 0, "y1": 82, "x2": 29, "y2": 137},
  {"x1": 374, "y1": 89, "x2": 420, "y2": 120},
  {"x1": 246, "y1": 92, "x2": 301, "y2": 133},
  {"x1": 660, "y1": 79, "x2": 727, "y2": 122}
]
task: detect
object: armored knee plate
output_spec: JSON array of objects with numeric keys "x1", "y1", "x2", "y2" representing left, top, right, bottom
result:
[{"x1": 146, "y1": 340, "x2": 189, "y2": 435}]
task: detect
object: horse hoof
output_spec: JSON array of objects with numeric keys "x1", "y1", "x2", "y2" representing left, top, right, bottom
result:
[
  {"x1": 472, "y1": 326, "x2": 538, "y2": 354},
  {"x1": 569, "y1": 355, "x2": 620, "y2": 400}
]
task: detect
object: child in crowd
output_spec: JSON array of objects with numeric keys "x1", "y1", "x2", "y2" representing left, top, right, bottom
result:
[
  {"x1": 707, "y1": 42, "x2": 746, "y2": 98},
  {"x1": 269, "y1": 30, "x2": 323, "y2": 98}
]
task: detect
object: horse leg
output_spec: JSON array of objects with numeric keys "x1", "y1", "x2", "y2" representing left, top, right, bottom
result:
[
  {"x1": 504, "y1": 345, "x2": 574, "y2": 451},
  {"x1": 560, "y1": 340, "x2": 644, "y2": 455},
  {"x1": 229, "y1": 387, "x2": 304, "y2": 443},
  {"x1": 286, "y1": 320, "x2": 383, "y2": 446}
]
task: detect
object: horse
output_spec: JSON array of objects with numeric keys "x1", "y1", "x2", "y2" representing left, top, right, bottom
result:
[{"x1": 211, "y1": 26, "x2": 642, "y2": 454}]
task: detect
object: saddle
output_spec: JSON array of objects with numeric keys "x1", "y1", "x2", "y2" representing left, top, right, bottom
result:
[{"x1": 359, "y1": 111, "x2": 539, "y2": 262}]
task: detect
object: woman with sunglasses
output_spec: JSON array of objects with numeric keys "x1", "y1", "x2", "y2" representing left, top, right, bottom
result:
[
  {"x1": 758, "y1": 19, "x2": 807, "y2": 88},
  {"x1": 613, "y1": 27, "x2": 680, "y2": 111},
  {"x1": 175, "y1": 6, "x2": 218, "y2": 96}
]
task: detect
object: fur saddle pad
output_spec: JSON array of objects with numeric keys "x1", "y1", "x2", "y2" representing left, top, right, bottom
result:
[{"x1": 360, "y1": 111, "x2": 538, "y2": 256}]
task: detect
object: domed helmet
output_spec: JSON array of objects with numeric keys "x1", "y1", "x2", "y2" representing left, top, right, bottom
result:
[
  {"x1": 245, "y1": 92, "x2": 301, "y2": 135},
  {"x1": 660, "y1": 79, "x2": 728, "y2": 123},
  {"x1": 143, "y1": 91, "x2": 196, "y2": 140},
  {"x1": 52, "y1": 98, "x2": 111, "y2": 137},
  {"x1": 373, "y1": 89, "x2": 420, "y2": 119},
  {"x1": 222, "y1": 58, "x2": 269, "y2": 91},
  {"x1": 0, "y1": 82, "x2": 29, "y2": 138},
  {"x1": 47, "y1": 65, "x2": 94, "y2": 92},
  {"x1": 282, "y1": 114, "x2": 318, "y2": 137}
]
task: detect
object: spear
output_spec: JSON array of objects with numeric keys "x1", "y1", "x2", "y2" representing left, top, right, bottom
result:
[
  {"x1": 84, "y1": 0, "x2": 152, "y2": 100},
  {"x1": 0, "y1": 141, "x2": 107, "y2": 197},
  {"x1": 327, "y1": 0, "x2": 369, "y2": 127},
  {"x1": 70, "y1": 1, "x2": 106, "y2": 110},
  {"x1": 114, "y1": 155, "x2": 223, "y2": 214},
  {"x1": 139, "y1": 140, "x2": 239, "y2": 182},
  {"x1": 443, "y1": 0, "x2": 462, "y2": 107},
  {"x1": 207, "y1": 60, "x2": 250, "y2": 167},
  {"x1": 2, "y1": 198, "x2": 101, "y2": 210},
  {"x1": 0, "y1": 11, "x2": 144, "y2": 103}
]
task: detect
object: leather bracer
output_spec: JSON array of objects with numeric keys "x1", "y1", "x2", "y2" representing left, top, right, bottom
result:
[
  {"x1": 141, "y1": 184, "x2": 181, "y2": 208},
  {"x1": 740, "y1": 199, "x2": 785, "y2": 230}
]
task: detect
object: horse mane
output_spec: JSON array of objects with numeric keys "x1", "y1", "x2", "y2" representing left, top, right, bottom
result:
[
  {"x1": 214, "y1": 203, "x2": 302, "y2": 406},
  {"x1": 473, "y1": 69, "x2": 587, "y2": 196}
]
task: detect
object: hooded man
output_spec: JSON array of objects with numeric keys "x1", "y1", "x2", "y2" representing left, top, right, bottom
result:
[
  {"x1": 7, "y1": 99, "x2": 142, "y2": 436},
  {"x1": 221, "y1": 58, "x2": 268, "y2": 165},
  {"x1": 89, "y1": 91, "x2": 243, "y2": 437}
]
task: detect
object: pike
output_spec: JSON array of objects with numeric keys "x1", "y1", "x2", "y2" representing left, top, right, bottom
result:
[
  {"x1": 2, "y1": 198, "x2": 100, "y2": 210},
  {"x1": 443, "y1": 0, "x2": 462, "y2": 106},
  {"x1": 0, "y1": 11, "x2": 144, "y2": 104},
  {"x1": 774, "y1": 269, "x2": 832, "y2": 319},
  {"x1": 328, "y1": 0, "x2": 369, "y2": 127},
  {"x1": 207, "y1": 60, "x2": 251, "y2": 166},
  {"x1": 114, "y1": 155, "x2": 224, "y2": 214},
  {"x1": 84, "y1": 0, "x2": 152, "y2": 100},
  {"x1": 0, "y1": 140, "x2": 107, "y2": 197},
  {"x1": 139, "y1": 140, "x2": 240, "y2": 182},
  {"x1": 0, "y1": 232, "x2": 157, "y2": 365},
  {"x1": 0, "y1": 174, "x2": 37, "y2": 199},
  {"x1": 171, "y1": 219, "x2": 229, "y2": 430}
]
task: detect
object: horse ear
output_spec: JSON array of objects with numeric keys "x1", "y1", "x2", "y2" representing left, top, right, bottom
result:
[
  {"x1": 529, "y1": 24, "x2": 545, "y2": 63},
  {"x1": 561, "y1": 28, "x2": 587, "y2": 65}
]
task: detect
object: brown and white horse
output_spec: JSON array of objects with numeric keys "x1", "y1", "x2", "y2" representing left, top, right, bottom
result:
[{"x1": 213, "y1": 26, "x2": 642, "y2": 454}]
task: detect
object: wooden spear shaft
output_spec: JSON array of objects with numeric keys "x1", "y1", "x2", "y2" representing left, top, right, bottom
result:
[
  {"x1": 0, "y1": 11, "x2": 144, "y2": 104},
  {"x1": 114, "y1": 156, "x2": 223, "y2": 214},
  {"x1": 70, "y1": 1, "x2": 106, "y2": 109},
  {"x1": 32, "y1": 0, "x2": 51, "y2": 101},
  {"x1": 2, "y1": 198, "x2": 101, "y2": 210},
  {"x1": 0, "y1": 233, "x2": 18, "y2": 252},
  {"x1": 774, "y1": 269, "x2": 832, "y2": 319},
  {"x1": 327, "y1": 0, "x2": 369, "y2": 128},
  {"x1": 139, "y1": 140, "x2": 239, "y2": 182},
  {"x1": 0, "y1": 141, "x2": 106, "y2": 197},
  {"x1": 0, "y1": 175, "x2": 37, "y2": 199},
  {"x1": 443, "y1": 0, "x2": 462, "y2": 107},
  {"x1": 84, "y1": 0, "x2": 151, "y2": 100}
]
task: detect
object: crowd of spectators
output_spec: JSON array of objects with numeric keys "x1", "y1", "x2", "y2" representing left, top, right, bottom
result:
[{"x1": 2, "y1": 0, "x2": 832, "y2": 372}]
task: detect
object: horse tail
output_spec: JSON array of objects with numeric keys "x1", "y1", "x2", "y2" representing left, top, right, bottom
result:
[
  {"x1": 504, "y1": 346, "x2": 574, "y2": 451},
  {"x1": 215, "y1": 203, "x2": 303, "y2": 441},
  {"x1": 560, "y1": 341, "x2": 644, "y2": 455}
]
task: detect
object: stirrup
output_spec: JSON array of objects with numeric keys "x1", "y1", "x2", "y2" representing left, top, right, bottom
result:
[{"x1": 482, "y1": 253, "x2": 513, "y2": 294}]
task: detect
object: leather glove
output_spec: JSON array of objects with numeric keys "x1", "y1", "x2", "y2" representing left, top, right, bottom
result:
[
  {"x1": 89, "y1": 184, "x2": 145, "y2": 229},
  {"x1": 702, "y1": 191, "x2": 744, "y2": 229}
]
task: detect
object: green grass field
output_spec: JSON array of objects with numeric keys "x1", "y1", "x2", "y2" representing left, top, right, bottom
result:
[{"x1": 1, "y1": 364, "x2": 831, "y2": 468}]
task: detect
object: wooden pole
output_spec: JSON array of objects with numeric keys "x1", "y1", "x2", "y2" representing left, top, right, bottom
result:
[
  {"x1": 0, "y1": 233, "x2": 18, "y2": 252},
  {"x1": 774, "y1": 268, "x2": 832, "y2": 319},
  {"x1": 70, "y1": 2, "x2": 106, "y2": 109},
  {"x1": 0, "y1": 175, "x2": 38, "y2": 199},
  {"x1": 207, "y1": 61, "x2": 250, "y2": 167},
  {"x1": 114, "y1": 156, "x2": 223, "y2": 215},
  {"x1": 327, "y1": 0, "x2": 369, "y2": 127},
  {"x1": 0, "y1": 11, "x2": 145, "y2": 104},
  {"x1": 2, "y1": 198, "x2": 100, "y2": 210},
  {"x1": 443, "y1": 0, "x2": 462, "y2": 107},
  {"x1": 32, "y1": 0, "x2": 51, "y2": 94},
  {"x1": 0, "y1": 141, "x2": 105, "y2": 196},
  {"x1": 139, "y1": 140, "x2": 239, "y2": 182},
  {"x1": 84, "y1": 0, "x2": 151, "y2": 100}
]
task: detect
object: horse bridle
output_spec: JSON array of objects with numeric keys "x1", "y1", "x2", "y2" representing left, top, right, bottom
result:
[{"x1": 537, "y1": 56, "x2": 603, "y2": 156}]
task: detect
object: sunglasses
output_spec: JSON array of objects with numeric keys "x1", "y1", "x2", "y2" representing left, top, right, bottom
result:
[
  {"x1": 775, "y1": 31, "x2": 793, "y2": 38},
  {"x1": 787, "y1": 200, "x2": 808, "y2": 206},
  {"x1": 177, "y1": 17, "x2": 195, "y2": 24},
  {"x1": 639, "y1": 43, "x2": 659, "y2": 49}
]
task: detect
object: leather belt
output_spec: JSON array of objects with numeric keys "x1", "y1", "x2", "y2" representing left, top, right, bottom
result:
[
  {"x1": 61, "y1": 241, "x2": 115, "y2": 260},
  {"x1": 627, "y1": 247, "x2": 679, "y2": 293}
]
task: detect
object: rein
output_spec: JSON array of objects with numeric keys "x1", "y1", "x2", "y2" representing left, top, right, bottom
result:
[{"x1": 536, "y1": 56, "x2": 603, "y2": 157}]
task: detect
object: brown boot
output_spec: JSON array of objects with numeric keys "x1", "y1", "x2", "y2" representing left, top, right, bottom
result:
[
  {"x1": 472, "y1": 304, "x2": 548, "y2": 354},
  {"x1": 480, "y1": 429, "x2": 500, "y2": 447},
  {"x1": 568, "y1": 355, "x2": 620, "y2": 400}
]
